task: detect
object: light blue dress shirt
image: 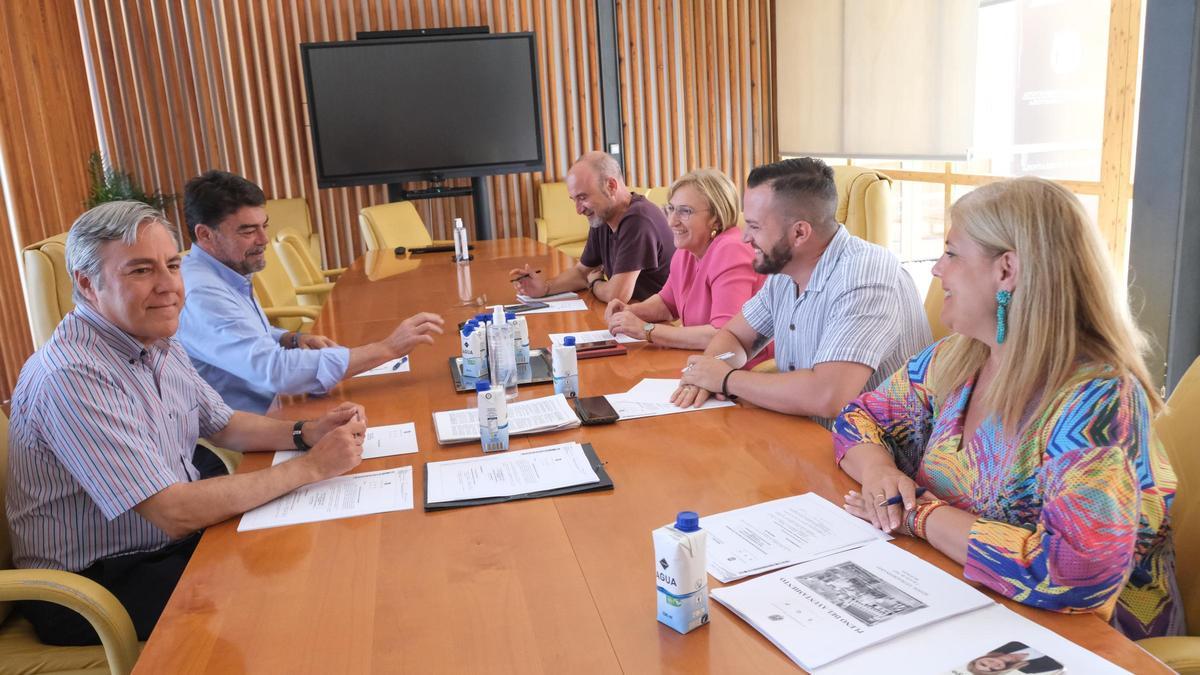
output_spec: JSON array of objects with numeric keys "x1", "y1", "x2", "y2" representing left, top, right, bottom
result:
[{"x1": 178, "y1": 245, "x2": 349, "y2": 413}]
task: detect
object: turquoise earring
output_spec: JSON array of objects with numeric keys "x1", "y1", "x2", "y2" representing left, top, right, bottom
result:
[{"x1": 995, "y1": 290, "x2": 1012, "y2": 344}]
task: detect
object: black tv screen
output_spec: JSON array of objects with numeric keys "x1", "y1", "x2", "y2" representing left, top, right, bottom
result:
[{"x1": 301, "y1": 33, "x2": 544, "y2": 187}]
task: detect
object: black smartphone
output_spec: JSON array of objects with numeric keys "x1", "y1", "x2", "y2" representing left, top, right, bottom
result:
[
  {"x1": 576, "y1": 339, "x2": 620, "y2": 352},
  {"x1": 503, "y1": 302, "x2": 549, "y2": 313},
  {"x1": 574, "y1": 396, "x2": 620, "y2": 425}
]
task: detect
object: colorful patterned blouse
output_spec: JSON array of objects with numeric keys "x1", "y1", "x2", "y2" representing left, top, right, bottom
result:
[{"x1": 832, "y1": 338, "x2": 1183, "y2": 639}]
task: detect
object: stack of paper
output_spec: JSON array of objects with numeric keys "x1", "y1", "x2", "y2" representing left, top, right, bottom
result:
[
  {"x1": 272, "y1": 422, "x2": 419, "y2": 465},
  {"x1": 702, "y1": 493, "x2": 890, "y2": 582},
  {"x1": 237, "y1": 466, "x2": 414, "y2": 532},
  {"x1": 518, "y1": 298, "x2": 589, "y2": 314},
  {"x1": 432, "y1": 393, "x2": 580, "y2": 444},
  {"x1": 425, "y1": 442, "x2": 600, "y2": 504},
  {"x1": 549, "y1": 329, "x2": 642, "y2": 345},
  {"x1": 518, "y1": 291, "x2": 579, "y2": 302},
  {"x1": 605, "y1": 378, "x2": 735, "y2": 420}
]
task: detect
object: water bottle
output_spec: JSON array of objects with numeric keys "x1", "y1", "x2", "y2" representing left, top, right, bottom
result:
[
  {"x1": 488, "y1": 307, "x2": 518, "y2": 401},
  {"x1": 652, "y1": 511, "x2": 709, "y2": 634},
  {"x1": 453, "y1": 216, "x2": 470, "y2": 263},
  {"x1": 507, "y1": 312, "x2": 530, "y2": 364},
  {"x1": 476, "y1": 381, "x2": 509, "y2": 453},
  {"x1": 552, "y1": 336, "x2": 579, "y2": 398},
  {"x1": 474, "y1": 313, "x2": 491, "y2": 375},
  {"x1": 461, "y1": 322, "x2": 485, "y2": 379}
]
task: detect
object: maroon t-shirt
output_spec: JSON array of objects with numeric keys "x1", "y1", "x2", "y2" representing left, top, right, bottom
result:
[{"x1": 579, "y1": 193, "x2": 675, "y2": 301}]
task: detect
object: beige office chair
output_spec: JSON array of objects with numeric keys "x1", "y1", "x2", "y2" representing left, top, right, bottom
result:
[
  {"x1": 0, "y1": 410, "x2": 142, "y2": 675},
  {"x1": 274, "y1": 231, "x2": 341, "y2": 299},
  {"x1": 832, "y1": 166, "x2": 892, "y2": 247},
  {"x1": 264, "y1": 198, "x2": 344, "y2": 281},
  {"x1": 1138, "y1": 356, "x2": 1200, "y2": 674},
  {"x1": 358, "y1": 201, "x2": 452, "y2": 253},
  {"x1": 924, "y1": 277, "x2": 951, "y2": 342},
  {"x1": 534, "y1": 182, "x2": 588, "y2": 259},
  {"x1": 250, "y1": 241, "x2": 324, "y2": 332},
  {"x1": 22, "y1": 233, "x2": 73, "y2": 348},
  {"x1": 642, "y1": 186, "x2": 670, "y2": 208}
]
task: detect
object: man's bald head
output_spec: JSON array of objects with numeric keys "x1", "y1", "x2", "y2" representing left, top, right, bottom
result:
[
  {"x1": 571, "y1": 151, "x2": 625, "y2": 188},
  {"x1": 565, "y1": 151, "x2": 632, "y2": 229}
]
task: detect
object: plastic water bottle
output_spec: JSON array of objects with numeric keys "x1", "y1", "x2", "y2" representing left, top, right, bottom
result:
[
  {"x1": 552, "y1": 336, "x2": 578, "y2": 398},
  {"x1": 507, "y1": 312, "x2": 530, "y2": 364},
  {"x1": 488, "y1": 307, "x2": 518, "y2": 401},
  {"x1": 476, "y1": 381, "x2": 509, "y2": 453},
  {"x1": 474, "y1": 313, "x2": 491, "y2": 375},
  {"x1": 652, "y1": 511, "x2": 709, "y2": 634},
  {"x1": 453, "y1": 216, "x2": 470, "y2": 263}
]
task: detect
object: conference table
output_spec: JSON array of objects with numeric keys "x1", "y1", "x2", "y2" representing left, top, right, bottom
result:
[{"x1": 133, "y1": 239, "x2": 1170, "y2": 674}]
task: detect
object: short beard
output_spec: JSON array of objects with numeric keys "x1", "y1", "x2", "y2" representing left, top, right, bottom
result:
[
  {"x1": 753, "y1": 238, "x2": 793, "y2": 274},
  {"x1": 228, "y1": 250, "x2": 266, "y2": 276}
]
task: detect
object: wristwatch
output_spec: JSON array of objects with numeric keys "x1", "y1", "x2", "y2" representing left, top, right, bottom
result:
[
  {"x1": 644, "y1": 323, "x2": 656, "y2": 344},
  {"x1": 292, "y1": 420, "x2": 312, "y2": 451}
]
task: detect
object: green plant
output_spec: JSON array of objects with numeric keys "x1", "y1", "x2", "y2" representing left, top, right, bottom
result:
[{"x1": 85, "y1": 151, "x2": 176, "y2": 212}]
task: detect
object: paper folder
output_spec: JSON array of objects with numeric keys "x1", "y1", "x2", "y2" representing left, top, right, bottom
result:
[{"x1": 422, "y1": 443, "x2": 613, "y2": 511}]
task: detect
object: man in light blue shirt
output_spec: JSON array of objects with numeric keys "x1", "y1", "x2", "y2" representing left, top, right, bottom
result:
[{"x1": 178, "y1": 171, "x2": 443, "y2": 413}]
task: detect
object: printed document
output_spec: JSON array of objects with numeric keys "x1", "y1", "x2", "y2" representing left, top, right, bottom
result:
[
  {"x1": 426, "y1": 442, "x2": 600, "y2": 503},
  {"x1": 353, "y1": 355, "x2": 410, "y2": 377},
  {"x1": 518, "y1": 291, "x2": 579, "y2": 302},
  {"x1": 604, "y1": 378, "x2": 735, "y2": 420},
  {"x1": 432, "y1": 394, "x2": 580, "y2": 444},
  {"x1": 272, "y1": 422, "x2": 419, "y2": 465},
  {"x1": 549, "y1": 329, "x2": 642, "y2": 345},
  {"x1": 237, "y1": 467, "x2": 414, "y2": 532},
  {"x1": 518, "y1": 299, "x2": 589, "y2": 314},
  {"x1": 814, "y1": 604, "x2": 1128, "y2": 675},
  {"x1": 711, "y1": 540, "x2": 993, "y2": 671},
  {"x1": 703, "y1": 493, "x2": 890, "y2": 582}
]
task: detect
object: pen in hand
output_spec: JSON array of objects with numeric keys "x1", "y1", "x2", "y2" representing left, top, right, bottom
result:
[
  {"x1": 877, "y1": 487, "x2": 928, "y2": 507},
  {"x1": 510, "y1": 269, "x2": 542, "y2": 283},
  {"x1": 681, "y1": 352, "x2": 736, "y2": 373}
]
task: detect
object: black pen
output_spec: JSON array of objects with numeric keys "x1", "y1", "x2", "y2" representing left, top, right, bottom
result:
[
  {"x1": 510, "y1": 269, "x2": 542, "y2": 283},
  {"x1": 879, "y1": 487, "x2": 927, "y2": 507},
  {"x1": 392, "y1": 356, "x2": 408, "y2": 371}
]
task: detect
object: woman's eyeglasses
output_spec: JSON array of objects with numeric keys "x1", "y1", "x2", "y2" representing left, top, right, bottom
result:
[{"x1": 663, "y1": 204, "x2": 710, "y2": 223}]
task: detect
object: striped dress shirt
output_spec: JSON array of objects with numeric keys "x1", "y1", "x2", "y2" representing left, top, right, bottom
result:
[
  {"x1": 6, "y1": 303, "x2": 233, "y2": 572},
  {"x1": 741, "y1": 226, "x2": 931, "y2": 428}
]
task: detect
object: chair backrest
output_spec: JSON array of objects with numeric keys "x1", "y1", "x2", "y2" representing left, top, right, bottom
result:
[
  {"x1": 536, "y1": 182, "x2": 589, "y2": 248},
  {"x1": 265, "y1": 198, "x2": 322, "y2": 264},
  {"x1": 924, "y1": 276, "x2": 951, "y2": 342},
  {"x1": 274, "y1": 231, "x2": 324, "y2": 287},
  {"x1": 642, "y1": 186, "x2": 670, "y2": 208},
  {"x1": 358, "y1": 201, "x2": 433, "y2": 252},
  {"x1": 249, "y1": 242, "x2": 305, "y2": 332},
  {"x1": 832, "y1": 165, "x2": 892, "y2": 247},
  {"x1": 1156, "y1": 356, "x2": 1200, "y2": 635},
  {"x1": 21, "y1": 233, "x2": 73, "y2": 348},
  {"x1": 1, "y1": 409, "x2": 15, "y2": 622}
]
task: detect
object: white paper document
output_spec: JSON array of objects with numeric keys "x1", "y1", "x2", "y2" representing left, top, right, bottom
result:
[
  {"x1": 549, "y1": 329, "x2": 642, "y2": 345},
  {"x1": 814, "y1": 604, "x2": 1129, "y2": 675},
  {"x1": 353, "y1": 355, "x2": 410, "y2": 377},
  {"x1": 272, "y1": 422, "x2": 419, "y2": 465},
  {"x1": 237, "y1": 467, "x2": 414, "y2": 532},
  {"x1": 518, "y1": 291, "x2": 579, "y2": 303},
  {"x1": 703, "y1": 494, "x2": 890, "y2": 583},
  {"x1": 711, "y1": 540, "x2": 994, "y2": 671},
  {"x1": 604, "y1": 378, "x2": 735, "y2": 420},
  {"x1": 425, "y1": 441, "x2": 600, "y2": 504},
  {"x1": 517, "y1": 299, "x2": 589, "y2": 314},
  {"x1": 432, "y1": 393, "x2": 580, "y2": 444}
]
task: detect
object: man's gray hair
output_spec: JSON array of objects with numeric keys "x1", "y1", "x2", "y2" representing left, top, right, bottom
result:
[
  {"x1": 576, "y1": 151, "x2": 625, "y2": 184},
  {"x1": 66, "y1": 200, "x2": 180, "y2": 303}
]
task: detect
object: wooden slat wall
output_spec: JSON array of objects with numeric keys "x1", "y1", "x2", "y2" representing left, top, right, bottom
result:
[
  {"x1": 0, "y1": 2, "x2": 99, "y2": 403},
  {"x1": 76, "y1": 0, "x2": 777, "y2": 269}
]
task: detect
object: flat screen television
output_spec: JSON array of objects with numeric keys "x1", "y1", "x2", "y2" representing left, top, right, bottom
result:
[{"x1": 301, "y1": 33, "x2": 544, "y2": 188}]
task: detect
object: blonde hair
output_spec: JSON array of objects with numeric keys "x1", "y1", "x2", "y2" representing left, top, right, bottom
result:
[
  {"x1": 929, "y1": 177, "x2": 1162, "y2": 428},
  {"x1": 668, "y1": 168, "x2": 740, "y2": 232}
]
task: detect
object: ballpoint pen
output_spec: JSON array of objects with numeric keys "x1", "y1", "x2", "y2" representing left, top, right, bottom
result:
[
  {"x1": 681, "y1": 351, "x2": 736, "y2": 373},
  {"x1": 877, "y1": 487, "x2": 928, "y2": 507},
  {"x1": 392, "y1": 356, "x2": 408, "y2": 371},
  {"x1": 510, "y1": 269, "x2": 542, "y2": 282}
]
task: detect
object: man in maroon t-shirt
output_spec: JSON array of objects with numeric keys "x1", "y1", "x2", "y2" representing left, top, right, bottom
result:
[{"x1": 511, "y1": 151, "x2": 674, "y2": 302}]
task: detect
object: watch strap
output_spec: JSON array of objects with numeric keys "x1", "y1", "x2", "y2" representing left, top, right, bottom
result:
[{"x1": 292, "y1": 420, "x2": 311, "y2": 451}]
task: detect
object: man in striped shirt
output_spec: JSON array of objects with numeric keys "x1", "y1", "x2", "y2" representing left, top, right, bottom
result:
[
  {"x1": 7, "y1": 201, "x2": 368, "y2": 646},
  {"x1": 674, "y1": 158, "x2": 931, "y2": 428}
]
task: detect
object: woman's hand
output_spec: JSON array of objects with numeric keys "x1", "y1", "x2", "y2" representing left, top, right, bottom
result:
[
  {"x1": 849, "y1": 463, "x2": 922, "y2": 532},
  {"x1": 608, "y1": 310, "x2": 647, "y2": 340},
  {"x1": 604, "y1": 298, "x2": 627, "y2": 321}
]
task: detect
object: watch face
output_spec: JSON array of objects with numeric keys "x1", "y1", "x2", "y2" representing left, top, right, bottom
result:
[{"x1": 643, "y1": 323, "x2": 654, "y2": 332}]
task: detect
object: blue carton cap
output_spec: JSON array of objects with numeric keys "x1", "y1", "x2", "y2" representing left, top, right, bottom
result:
[
  {"x1": 475, "y1": 381, "x2": 491, "y2": 392},
  {"x1": 505, "y1": 312, "x2": 516, "y2": 320},
  {"x1": 563, "y1": 336, "x2": 576, "y2": 346},
  {"x1": 674, "y1": 511, "x2": 700, "y2": 532}
]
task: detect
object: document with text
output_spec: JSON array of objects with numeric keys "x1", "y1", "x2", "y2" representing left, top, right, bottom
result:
[
  {"x1": 353, "y1": 355, "x2": 410, "y2": 377},
  {"x1": 703, "y1": 493, "x2": 890, "y2": 583},
  {"x1": 425, "y1": 442, "x2": 600, "y2": 504},
  {"x1": 711, "y1": 540, "x2": 994, "y2": 671},
  {"x1": 604, "y1": 378, "x2": 735, "y2": 420},
  {"x1": 432, "y1": 393, "x2": 580, "y2": 444},
  {"x1": 517, "y1": 291, "x2": 579, "y2": 303},
  {"x1": 272, "y1": 422, "x2": 419, "y2": 465},
  {"x1": 237, "y1": 466, "x2": 414, "y2": 532},
  {"x1": 518, "y1": 299, "x2": 589, "y2": 314},
  {"x1": 549, "y1": 329, "x2": 642, "y2": 345}
]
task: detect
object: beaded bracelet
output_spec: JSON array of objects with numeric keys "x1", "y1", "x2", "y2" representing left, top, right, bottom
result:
[{"x1": 902, "y1": 499, "x2": 948, "y2": 540}]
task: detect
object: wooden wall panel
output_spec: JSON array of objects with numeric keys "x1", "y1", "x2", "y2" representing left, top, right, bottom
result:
[
  {"x1": 77, "y1": 0, "x2": 776, "y2": 269},
  {"x1": 0, "y1": 2, "x2": 99, "y2": 403}
]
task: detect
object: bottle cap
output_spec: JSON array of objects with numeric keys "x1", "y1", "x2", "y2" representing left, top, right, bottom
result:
[
  {"x1": 475, "y1": 313, "x2": 490, "y2": 322},
  {"x1": 674, "y1": 511, "x2": 700, "y2": 532},
  {"x1": 505, "y1": 312, "x2": 516, "y2": 321},
  {"x1": 563, "y1": 336, "x2": 576, "y2": 346},
  {"x1": 475, "y1": 381, "x2": 491, "y2": 392}
]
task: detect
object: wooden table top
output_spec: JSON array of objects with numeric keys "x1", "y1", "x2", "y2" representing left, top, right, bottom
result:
[{"x1": 134, "y1": 239, "x2": 1169, "y2": 674}]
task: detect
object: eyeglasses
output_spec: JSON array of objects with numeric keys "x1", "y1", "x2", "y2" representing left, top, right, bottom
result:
[{"x1": 663, "y1": 204, "x2": 711, "y2": 223}]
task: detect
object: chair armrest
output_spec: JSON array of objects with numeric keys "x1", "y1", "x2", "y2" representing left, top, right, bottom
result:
[
  {"x1": 321, "y1": 267, "x2": 347, "y2": 280},
  {"x1": 432, "y1": 239, "x2": 456, "y2": 247},
  {"x1": 294, "y1": 282, "x2": 334, "y2": 296},
  {"x1": 1137, "y1": 636, "x2": 1200, "y2": 674},
  {"x1": 263, "y1": 305, "x2": 321, "y2": 320},
  {"x1": 0, "y1": 568, "x2": 140, "y2": 675},
  {"x1": 534, "y1": 217, "x2": 548, "y2": 243}
]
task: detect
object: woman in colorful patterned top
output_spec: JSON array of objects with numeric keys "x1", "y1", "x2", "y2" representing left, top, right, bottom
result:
[{"x1": 832, "y1": 177, "x2": 1182, "y2": 639}]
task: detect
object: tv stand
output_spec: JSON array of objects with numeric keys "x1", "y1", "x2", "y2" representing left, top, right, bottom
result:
[{"x1": 386, "y1": 177, "x2": 494, "y2": 241}]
